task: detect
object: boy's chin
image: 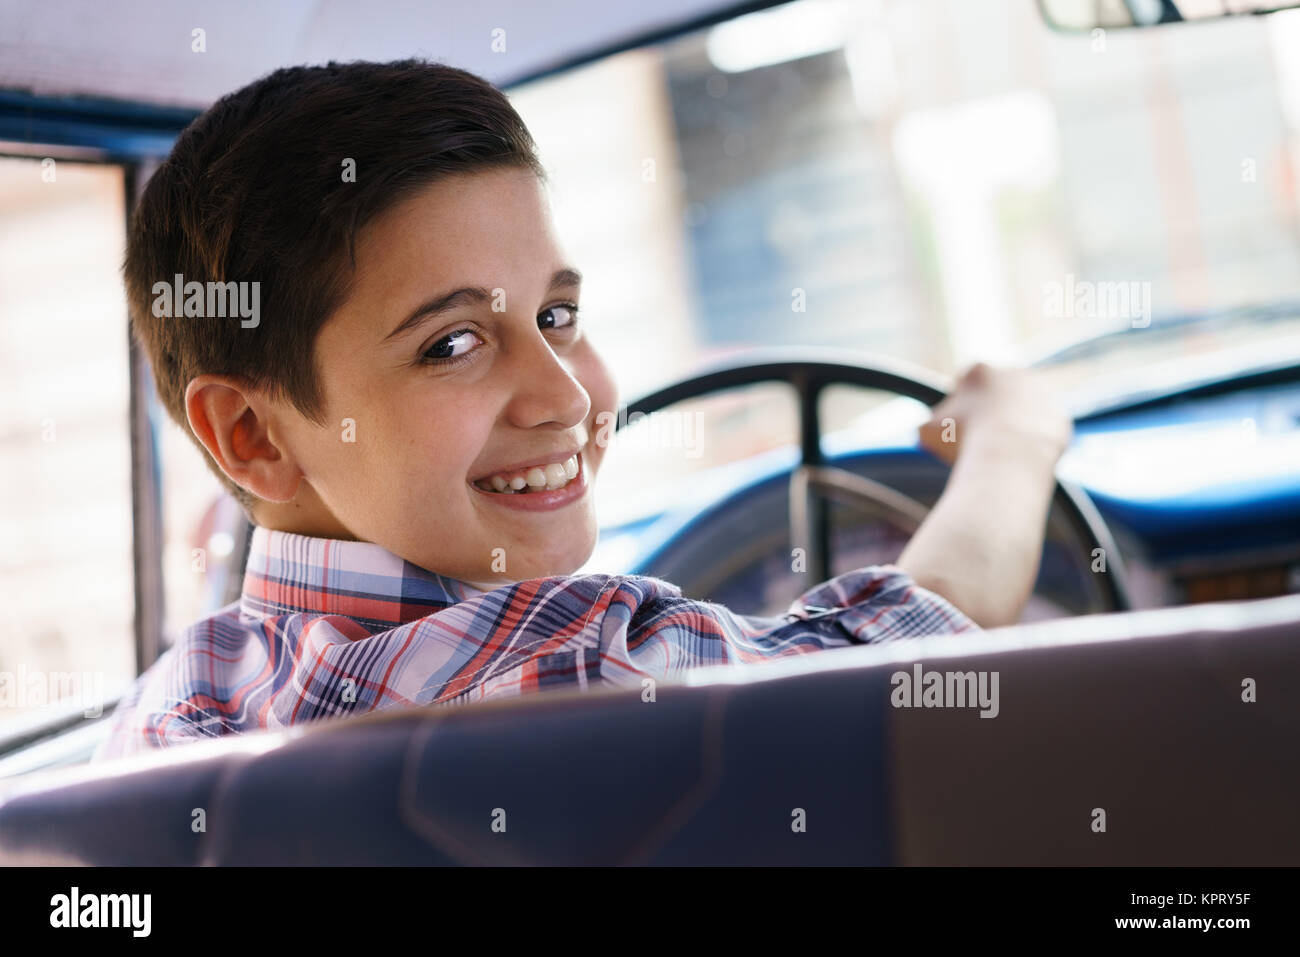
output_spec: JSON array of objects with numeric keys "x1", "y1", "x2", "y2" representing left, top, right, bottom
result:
[{"x1": 490, "y1": 545, "x2": 593, "y2": 582}]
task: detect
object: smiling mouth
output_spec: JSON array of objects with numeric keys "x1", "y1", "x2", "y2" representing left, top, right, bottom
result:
[{"x1": 472, "y1": 453, "x2": 581, "y2": 494}]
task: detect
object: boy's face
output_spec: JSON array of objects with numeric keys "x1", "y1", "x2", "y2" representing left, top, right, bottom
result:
[{"x1": 271, "y1": 167, "x2": 617, "y2": 584}]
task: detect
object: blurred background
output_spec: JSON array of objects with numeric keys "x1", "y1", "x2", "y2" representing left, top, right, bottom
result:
[{"x1": 4, "y1": 0, "x2": 1300, "y2": 725}]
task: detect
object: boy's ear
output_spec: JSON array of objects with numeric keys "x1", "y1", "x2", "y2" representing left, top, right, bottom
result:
[{"x1": 184, "y1": 374, "x2": 303, "y2": 503}]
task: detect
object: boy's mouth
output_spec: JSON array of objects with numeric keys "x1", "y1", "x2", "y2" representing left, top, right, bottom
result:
[{"x1": 471, "y1": 453, "x2": 581, "y2": 494}]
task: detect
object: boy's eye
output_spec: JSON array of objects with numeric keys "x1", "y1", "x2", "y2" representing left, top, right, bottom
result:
[
  {"x1": 538, "y1": 303, "x2": 579, "y2": 331},
  {"x1": 423, "y1": 328, "x2": 482, "y2": 362}
]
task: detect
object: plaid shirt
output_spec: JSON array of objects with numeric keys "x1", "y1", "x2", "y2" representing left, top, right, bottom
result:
[{"x1": 94, "y1": 526, "x2": 977, "y2": 760}]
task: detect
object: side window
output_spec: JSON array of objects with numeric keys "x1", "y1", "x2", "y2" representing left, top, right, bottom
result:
[{"x1": 0, "y1": 155, "x2": 134, "y2": 727}]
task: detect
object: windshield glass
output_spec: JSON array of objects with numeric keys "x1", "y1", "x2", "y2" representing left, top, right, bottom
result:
[
  {"x1": 509, "y1": 0, "x2": 1300, "y2": 524},
  {"x1": 511, "y1": 0, "x2": 1300, "y2": 397}
]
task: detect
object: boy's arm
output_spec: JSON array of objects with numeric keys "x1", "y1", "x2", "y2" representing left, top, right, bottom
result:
[{"x1": 896, "y1": 363, "x2": 1072, "y2": 629}]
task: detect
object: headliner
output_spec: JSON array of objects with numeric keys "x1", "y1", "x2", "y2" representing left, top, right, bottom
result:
[{"x1": 0, "y1": 0, "x2": 776, "y2": 107}]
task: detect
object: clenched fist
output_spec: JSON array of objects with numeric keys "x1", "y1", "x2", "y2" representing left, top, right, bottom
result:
[{"x1": 918, "y1": 363, "x2": 1072, "y2": 469}]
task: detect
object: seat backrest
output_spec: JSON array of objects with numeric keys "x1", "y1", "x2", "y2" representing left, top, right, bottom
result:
[{"x1": 2, "y1": 593, "x2": 1298, "y2": 865}]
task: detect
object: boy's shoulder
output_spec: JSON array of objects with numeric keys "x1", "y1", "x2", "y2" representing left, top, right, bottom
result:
[{"x1": 92, "y1": 601, "x2": 246, "y2": 760}]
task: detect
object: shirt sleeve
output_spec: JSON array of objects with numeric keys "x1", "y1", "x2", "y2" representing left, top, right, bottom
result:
[
  {"x1": 609, "y1": 563, "x2": 979, "y2": 678},
  {"x1": 90, "y1": 650, "x2": 212, "y2": 762},
  {"x1": 779, "y1": 563, "x2": 979, "y2": 643}
]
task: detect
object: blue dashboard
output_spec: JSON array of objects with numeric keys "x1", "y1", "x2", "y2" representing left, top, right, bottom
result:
[{"x1": 1065, "y1": 379, "x2": 1300, "y2": 562}]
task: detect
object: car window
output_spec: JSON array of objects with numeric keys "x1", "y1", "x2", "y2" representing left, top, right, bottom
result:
[{"x1": 0, "y1": 155, "x2": 133, "y2": 728}]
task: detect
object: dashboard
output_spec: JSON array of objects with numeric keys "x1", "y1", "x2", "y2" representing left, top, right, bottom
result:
[{"x1": 1064, "y1": 372, "x2": 1300, "y2": 607}]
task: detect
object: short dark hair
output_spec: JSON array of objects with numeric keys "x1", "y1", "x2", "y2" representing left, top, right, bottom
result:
[{"x1": 124, "y1": 59, "x2": 545, "y2": 509}]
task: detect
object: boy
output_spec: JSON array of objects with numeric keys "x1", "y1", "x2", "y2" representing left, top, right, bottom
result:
[{"x1": 94, "y1": 60, "x2": 1070, "y2": 760}]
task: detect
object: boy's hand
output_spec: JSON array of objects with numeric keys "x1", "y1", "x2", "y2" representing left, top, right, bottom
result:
[
  {"x1": 899, "y1": 363, "x2": 1073, "y2": 627},
  {"x1": 918, "y1": 363, "x2": 1072, "y2": 470}
]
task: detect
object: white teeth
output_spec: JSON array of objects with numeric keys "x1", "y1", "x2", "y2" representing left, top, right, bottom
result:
[
  {"x1": 543, "y1": 463, "x2": 567, "y2": 489},
  {"x1": 478, "y1": 454, "x2": 582, "y2": 494}
]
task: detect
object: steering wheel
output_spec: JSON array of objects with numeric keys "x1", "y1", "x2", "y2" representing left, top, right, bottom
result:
[{"x1": 613, "y1": 350, "x2": 1132, "y2": 615}]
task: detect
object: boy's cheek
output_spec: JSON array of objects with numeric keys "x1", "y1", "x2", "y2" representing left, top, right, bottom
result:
[{"x1": 578, "y1": 348, "x2": 619, "y2": 469}]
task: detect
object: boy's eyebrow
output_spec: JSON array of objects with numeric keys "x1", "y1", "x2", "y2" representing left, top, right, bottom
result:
[{"x1": 383, "y1": 267, "x2": 583, "y2": 342}]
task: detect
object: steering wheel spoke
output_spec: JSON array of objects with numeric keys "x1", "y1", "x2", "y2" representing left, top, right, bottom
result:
[{"x1": 790, "y1": 465, "x2": 930, "y2": 588}]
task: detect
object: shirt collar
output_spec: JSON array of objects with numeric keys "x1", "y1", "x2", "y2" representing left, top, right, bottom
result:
[{"x1": 240, "y1": 526, "x2": 486, "y2": 630}]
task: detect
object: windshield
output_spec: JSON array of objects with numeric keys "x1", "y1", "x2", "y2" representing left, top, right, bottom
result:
[
  {"x1": 511, "y1": 0, "x2": 1300, "y2": 395},
  {"x1": 508, "y1": 0, "x2": 1300, "y2": 523}
]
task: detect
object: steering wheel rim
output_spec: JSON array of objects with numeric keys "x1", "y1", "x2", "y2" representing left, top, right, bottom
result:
[{"x1": 615, "y1": 349, "x2": 1132, "y2": 614}]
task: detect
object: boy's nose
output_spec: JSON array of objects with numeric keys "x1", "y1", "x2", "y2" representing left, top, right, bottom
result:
[{"x1": 503, "y1": 335, "x2": 591, "y2": 431}]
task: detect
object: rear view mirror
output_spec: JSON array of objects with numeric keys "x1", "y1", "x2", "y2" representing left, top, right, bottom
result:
[{"x1": 1038, "y1": 0, "x2": 1300, "y2": 31}]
